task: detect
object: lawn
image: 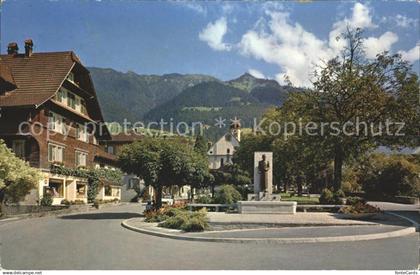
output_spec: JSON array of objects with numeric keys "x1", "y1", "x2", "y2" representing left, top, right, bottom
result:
[{"x1": 279, "y1": 193, "x2": 319, "y2": 205}]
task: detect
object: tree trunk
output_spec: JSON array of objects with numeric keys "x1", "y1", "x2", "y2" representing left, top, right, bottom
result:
[
  {"x1": 190, "y1": 187, "x2": 195, "y2": 203},
  {"x1": 283, "y1": 179, "x2": 288, "y2": 193},
  {"x1": 297, "y1": 176, "x2": 303, "y2": 197},
  {"x1": 333, "y1": 145, "x2": 343, "y2": 191},
  {"x1": 155, "y1": 185, "x2": 163, "y2": 209}
]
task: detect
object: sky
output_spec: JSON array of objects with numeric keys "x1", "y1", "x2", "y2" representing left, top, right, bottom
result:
[{"x1": 0, "y1": 0, "x2": 419, "y2": 87}]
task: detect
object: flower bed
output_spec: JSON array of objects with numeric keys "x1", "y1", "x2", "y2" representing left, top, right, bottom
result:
[
  {"x1": 339, "y1": 201, "x2": 381, "y2": 219},
  {"x1": 144, "y1": 204, "x2": 208, "y2": 232}
]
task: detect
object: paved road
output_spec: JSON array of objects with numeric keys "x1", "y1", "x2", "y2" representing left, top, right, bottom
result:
[
  {"x1": 189, "y1": 225, "x2": 410, "y2": 238},
  {"x1": 0, "y1": 204, "x2": 418, "y2": 270}
]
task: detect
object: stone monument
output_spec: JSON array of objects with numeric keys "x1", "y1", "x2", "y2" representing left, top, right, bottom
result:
[
  {"x1": 254, "y1": 152, "x2": 273, "y2": 195},
  {"x1": 238, "y1": 151, "x2": 297, "y2": 214}
]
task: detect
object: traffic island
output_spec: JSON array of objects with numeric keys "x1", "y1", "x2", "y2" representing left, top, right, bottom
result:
[{"x1": 122, "y1": 212, "x2": 416, "y2": 244}]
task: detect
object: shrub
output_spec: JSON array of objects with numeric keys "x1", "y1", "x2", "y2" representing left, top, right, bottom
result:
[
  {"x1": 144, "y1": 209, "x2": 168, "y2": 223},
  {"x1": 319, "y1": 188, "x2": 334, "y2": 204},
  {"x1": 195, "y1": 195, "x2": 214, "y2": 204},
  {"x1": 61, "y1": 199, "x2": 70, "y2": 206},
  {"x1": 159, "y1": 212, "x2": 188, "y2": 229},
  {"x1": 334, "y1": 189, "x2": 345, "y2": 198},
  {"x1": 40, "y1": 193, "x2": 53, "y2": 206},
  {"x1": 342, "y1": 167, "x2": 361, "y2": 192},
  {"x1": 319, "y1": 188, "x2": 345, "y2": 204},
  {"x1": 235, "y1": 185, "x2": 253, "y2": 199},
  {"x1": 0, "y1": 139, "x2": 42, "y2": 204},
  {"x1": 346, "y1": 196, "x2": 365, "y2": 205},
  {"x1": 214, "y1": 185, "x2": 242, "y2": 204},
  {"x1": 333, "y1": 189, "x2": 345, "y2": 204},
  {"x1": 158, "y1": 208, "x2": 209, "y2": 232},
  {"x1": 360, "y1": 154, "x2": 420, "y2": 198},
  {"x1": 181, "y1": 216, "x2": 209, "y2": 232},
  {"x1": 339, "y1": 201, "x2": 381, "y2": 215}
]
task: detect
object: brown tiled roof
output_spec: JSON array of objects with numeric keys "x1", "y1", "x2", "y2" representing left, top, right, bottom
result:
[
  {"x1": 109, "y1": 131, "x2": 144, "y2": 143},
  {"x1": 0, "y1": 63, "x2": 15, "y2": 85},
  {"x1": 0, "y1": 51, "x2": 79, "y2": 107}
]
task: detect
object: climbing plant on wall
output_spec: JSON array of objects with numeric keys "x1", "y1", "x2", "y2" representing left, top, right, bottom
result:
[{"x1": 50, "y1": 164, "x2": 123, "y2": 203}]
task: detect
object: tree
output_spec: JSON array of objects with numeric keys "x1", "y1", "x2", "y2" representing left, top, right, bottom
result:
[
  {"x1": 193, "y1": 134, "x2": 208, "y2": 156},
  {"x1": 0, "y1": 139, "x2": 42, "y2": 204},
  {"x1": 307, "y1": 28, "x2": 419, "y2": 189},
  {"x1": 118, "y1": 137, "x2": 211, "y2": 208},
  {"x1": 232, "y1": 133, "x2": 273, "y2": 177},
  {"x1": 359, "y1": 154, "x2": 420, "y2": 198}
]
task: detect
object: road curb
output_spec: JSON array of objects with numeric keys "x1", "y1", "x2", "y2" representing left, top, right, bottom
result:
[
  {"x1": 121, "y1": 218, "x2": 417, "y2": 244},
  {"x1": 0, "y1": 203, "x2": 136, "y2": 225},
  {"x1": 386, "y1": 211, "x2": 419, "y2": 231}
]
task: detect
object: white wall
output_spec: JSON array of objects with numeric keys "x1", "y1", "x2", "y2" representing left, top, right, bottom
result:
[{"x1": 207, "y1": 133, "x2": 239, "y2": 169}]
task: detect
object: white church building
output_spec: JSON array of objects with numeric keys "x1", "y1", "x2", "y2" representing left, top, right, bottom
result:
[{"x1": 207, "y1": 121, "x2": 241, "y2": 169}]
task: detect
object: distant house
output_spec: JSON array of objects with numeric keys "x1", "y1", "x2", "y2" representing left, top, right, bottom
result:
[
  {"x1": 0, "y1": 40, "x2": 121, "y2": 205},
  {"x1": 99, "y1": 130, "x2": 193, "y2": 202},
  {"x1": 99, "y1": 130, "x2": 146, "y2": 202},
  {"x1": 208, "y1": 121, "x2": 241, "y2": 169}
]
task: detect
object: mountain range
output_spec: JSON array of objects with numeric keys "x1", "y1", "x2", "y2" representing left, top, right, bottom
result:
[{"x1": 89, "y1": 68, "x2": 298, "y2": 140}]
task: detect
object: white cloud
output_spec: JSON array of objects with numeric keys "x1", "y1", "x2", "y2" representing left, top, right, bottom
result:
[
  {"x1": 199, "y1": 17, "x2": 231, "y2": 51},
  {"x1": 239, "y1": 11, "x2": 334, "y2": 86},
  {"x1": 199, "y1": 2, "x2": 417, "y2": 87},
  {"x1": 350, "y1": 2, "x2": 377, "y2": 29},
  {"x1": 237, "y1": 3, "x2": 409, "y2": 87},
  {"x1": 237, "y1": 2, "x2": 392, "y2": 86},
  {"x1": 329, "y1": 2, "x2": 377, "y2": 53},
  {"x1": 394, "y1": 14, "x2": 418, "y2": 28},
  {"x1": 248, "y1": 69, "x2": 266, "y2": 79},
  {"x1": 364, "y1": 32, "x2": 399, "y2": 59},
  {"x1": 399, "y1": 44, "x2": 420, "y2": 63},
  {"x1": 181, "y1": 2, "x2": 207, "y2": 15},
  {"x1": 222, "y1": 2, "x2": 234, "y2": 15}
]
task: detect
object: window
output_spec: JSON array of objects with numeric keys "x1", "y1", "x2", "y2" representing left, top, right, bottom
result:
[
  {"x1": 220, "y1": 158, "x2": 224, "y2": 167},
  {"x1": 107, "y1": 146, "x2": 114, "y2": 155},
  {"x1": 55, "y1": 88, "x2": 65, "y2": 103},
  {"x1": 46, "y1": 179, "x2": 64, "y2": 198},
  {"x1": 48, "y1": 143, "x2": 64, "y2": 163},
  {"x1": 76, "y1": 182, "x2": 87, "y2": 198},
  {"x1": 48, "y1": 112, "x2": 65, "y2": 134},
  {"x1": 76, "y1": 124, "x2": 88, "y2": 142},
  {"x1": 67, "y1": 72, "x2": 75, "y2": 83},
  {"x1": 104, "y1": 185, "x2": 112, "y2": 196},
  {"x1": 75, "y1": 151, "x2": 87, "y2": 167},
  {"x1": 12, "y1": 140, "x2": 25, "y2": 159},
  {"x1": 67, "y1": 92, "x2": 76, "y2": 109},
  {"x1": 227, "y1": 148, "x2": 230, "y2": 154},
  {"x1": 80, "y1": 99, "x2": 87, "y2": 115},
  {"x1": 112, "y1": 187, "x2": 120, "y2": 197}
]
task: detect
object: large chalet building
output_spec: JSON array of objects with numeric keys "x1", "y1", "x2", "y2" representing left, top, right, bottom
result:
[{"x1": 0, "y1": 40, "x2": 121, "y2": 205}]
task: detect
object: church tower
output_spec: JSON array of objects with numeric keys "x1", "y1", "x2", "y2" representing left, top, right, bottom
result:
[{"x1": 230, "y1": 118, "x2": 241, "y2": 142}]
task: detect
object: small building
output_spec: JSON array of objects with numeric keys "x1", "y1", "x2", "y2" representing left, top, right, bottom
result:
[
  {"x1": 0, "y1": 40, "x2": 121, "y2": 205},
  {"x1": 99, "y1": 130, "x2": 145, "y2": 202},
  {"x1": 207, "y1": 121, "x2": 241, "y2": 169}
]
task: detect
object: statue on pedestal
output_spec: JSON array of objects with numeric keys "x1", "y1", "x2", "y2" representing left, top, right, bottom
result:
[{"x1": 258, "y1": 154, "x2": 270, "y2": 192}]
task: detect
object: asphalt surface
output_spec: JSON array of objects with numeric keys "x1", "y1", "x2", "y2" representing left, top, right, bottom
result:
[
  {"x1": 188, "y1": 225, "x2": 410, "y2": 238},
  {"x1": 0, "y1": 204, "x2": 418, "y2": 270}
]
